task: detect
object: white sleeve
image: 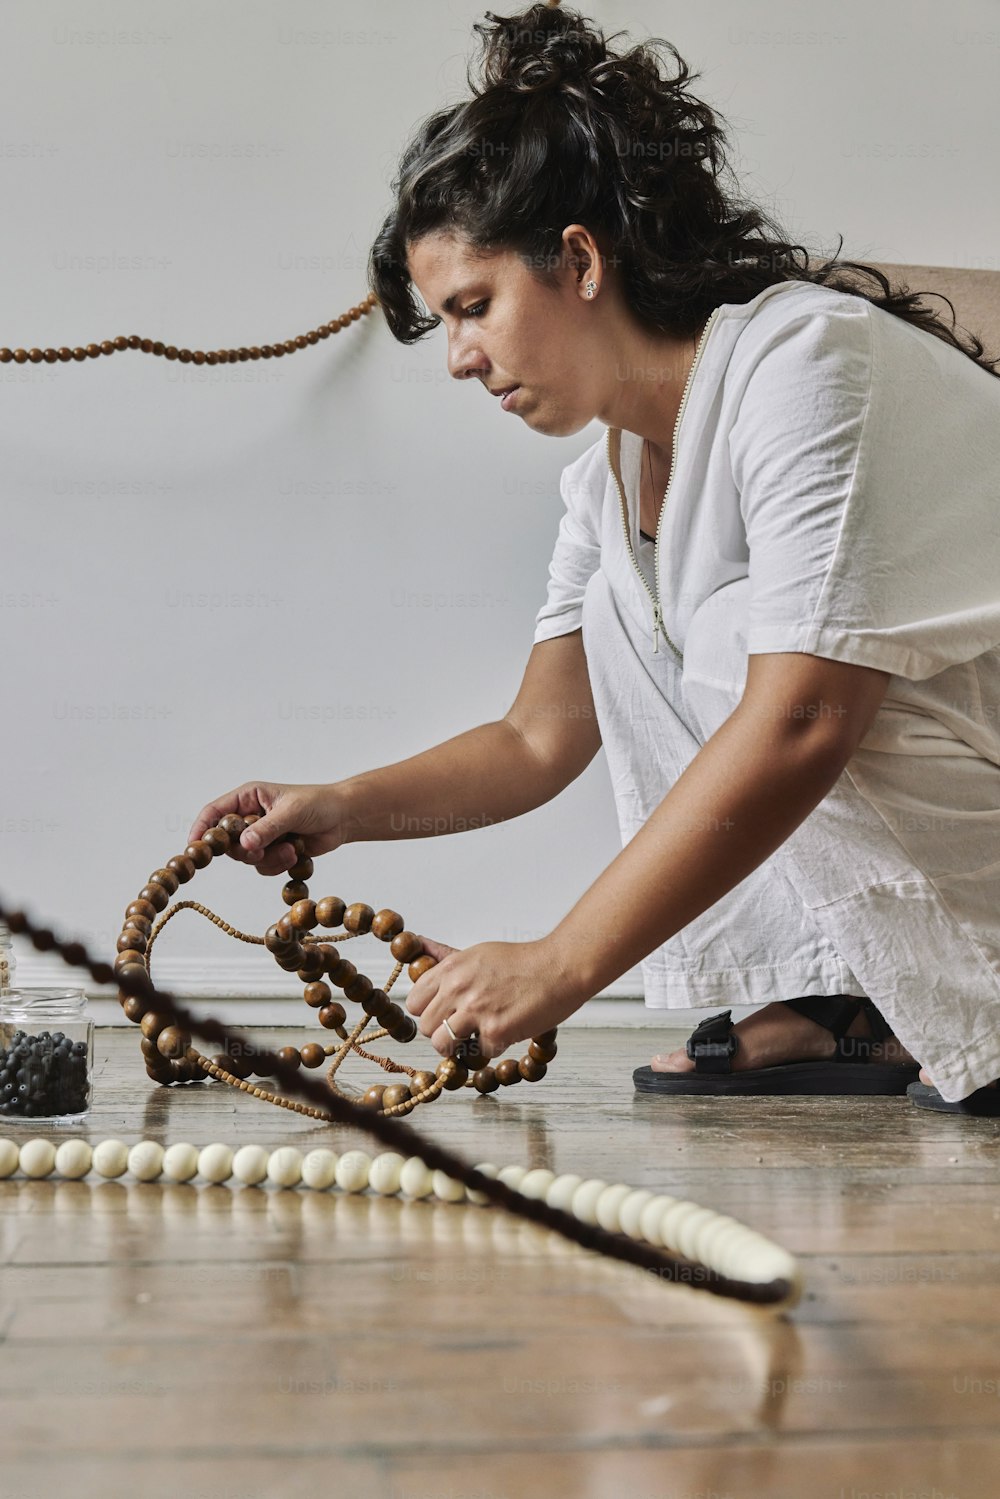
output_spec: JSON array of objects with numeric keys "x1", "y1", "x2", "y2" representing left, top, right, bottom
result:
[
  {"x1": 532, "y1": 448, "x2": 604, "y2": 644},
  {"x1": 730, "y1": 298, "x2": 1000, "y2": 681}
]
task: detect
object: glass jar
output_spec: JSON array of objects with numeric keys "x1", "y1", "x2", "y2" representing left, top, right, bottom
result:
[
  {"x1": 0, "y1": 988, "x2": 93, "y2": 1122},
  {"x1": 0, "y1": 921, "x2": 15, "y2": 993}
]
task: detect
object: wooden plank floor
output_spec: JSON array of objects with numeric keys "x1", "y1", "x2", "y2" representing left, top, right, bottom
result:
[{"x1": 1, "y1": 1024, "x2": 999, "y2": 1498}]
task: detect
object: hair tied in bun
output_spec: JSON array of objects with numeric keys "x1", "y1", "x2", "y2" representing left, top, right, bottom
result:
[{"x1": 478, "y1": 4, "x2": 602, "y2": 96}]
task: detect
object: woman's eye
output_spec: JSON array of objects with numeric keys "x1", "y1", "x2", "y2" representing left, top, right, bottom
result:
[{"x1": 464, "y1": 301, "x2": 488, "y2": 319}]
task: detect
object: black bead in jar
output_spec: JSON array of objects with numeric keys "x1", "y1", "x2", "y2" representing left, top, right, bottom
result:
[{"x1": 0, "y1": 989, "x2": 92, "y2": 1121}]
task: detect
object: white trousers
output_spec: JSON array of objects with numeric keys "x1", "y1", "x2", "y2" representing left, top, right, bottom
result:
[{"x1": 582, "y1": 568, "x2": 1000, "y2": 1101}]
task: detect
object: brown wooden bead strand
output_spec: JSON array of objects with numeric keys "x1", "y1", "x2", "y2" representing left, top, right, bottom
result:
[
  {"x1": 371, "y1": 908, "x2": 404, "y2": 941},
  {"x1": 126, "y1": 898, "x2": 158, "y2": 923},
  {"x1": 118, "y1": 819, "x2": 558, "y2": 1118},
  {"x1": 529, "y1": 1038, "x2": 558, "y2": 1063},
  {"x1": 303, "y1": 981, "x2": 331, "y2": 1009},
  {"x1": 0, "y1": 295, "x2": 380, "y2": 373},
  {"x1": 137, "y1": 883, "x2": 170, "y2": 913},
  {"x1": 194, "y1": 1052, "x2": 335, "y2": 1121},
  {"x1": 295, "y1": 949, "x2": 326, "y2": 982},
  {"x1": 218, "y1": 813, "x2": 248, "y2": 839},
  {"x1": 288, "y1": 899, "x2": 317, "y2": 931},
  {"x1": 315, "y1": 896, "x2": 346, "y2": 928},
  {"x1": 166, "y1": 854, "x2": 196, "y2": 884},
  {"x1": 390, "y1": 931, "x2": 423, "y2": 963},
  {"x1": 156, "y1": 1027, "x2": 191, "y2": 1060},
  {"x1": 343, "y1": 902, "x2": 375, "y2": 935}
]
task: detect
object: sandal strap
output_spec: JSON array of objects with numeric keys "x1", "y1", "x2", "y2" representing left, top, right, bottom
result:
[
  {"x1": 685, "y1": 1009, "x2": 738, "y2": 1073},
  {"x1": 783, "y1": 994, "x2": 867, "y2": 1044},
  {"x1": 856, "y1": 998, "x2": 894, "y2": 1043},
  {"x1": 784, "y1": 994, "x2": 896, "y2": 1062}
]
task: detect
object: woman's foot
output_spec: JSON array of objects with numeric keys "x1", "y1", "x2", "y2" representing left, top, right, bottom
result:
[{"x1": 651, "y1": 999, "x2": 916, "y2": 1073}]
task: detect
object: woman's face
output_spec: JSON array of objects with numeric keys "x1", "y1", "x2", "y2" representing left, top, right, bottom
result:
[{"x1": 405, "y1": 227, "x2": 611, "y2": 438}]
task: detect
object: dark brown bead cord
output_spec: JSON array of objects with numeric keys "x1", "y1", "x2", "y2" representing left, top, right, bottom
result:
[
  {"x1": 109, "y1": 819, "x2": 559, "y2": 1121},
  {"x1": 0, "y1": 888, "x2": 797, "y2": 1305},
  {"x1": 0, "y1": 294, "x2": 379, "y2": 371}
]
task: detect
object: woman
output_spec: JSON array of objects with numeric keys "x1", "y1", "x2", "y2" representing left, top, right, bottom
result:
[{"x1": 190, "y1": 4, "x2": 1000, "y2": 1111}]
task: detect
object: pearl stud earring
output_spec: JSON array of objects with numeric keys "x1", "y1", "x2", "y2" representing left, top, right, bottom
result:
[{"x1": 585, "y1": 281, "x2": 597, "y2": 298}]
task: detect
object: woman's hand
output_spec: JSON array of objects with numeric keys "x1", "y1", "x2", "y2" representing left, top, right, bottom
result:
[
  {"x1": 188, "y1": 781, "x2": 349, "y2": 876},
  {"x1": 405, "y1": 934, "x2": 585, "y2": 1060}
]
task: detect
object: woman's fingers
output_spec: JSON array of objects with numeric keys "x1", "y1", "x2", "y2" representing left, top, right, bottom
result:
[
  {"x1": 414, "y1": 983, "x2": 477, "y2": 1048},
  {"x1": 432, "y1": 1019, "x2": 465, "y2": 1057},
  {"x1": 417, "y1": 991, "x2": 455, "y2": 1039},
  {"x1": 405, "y1": 939, "x2": 458, "y2": 1017},
  {"x1": 233, "y1": 790, "x2": 299, "y2": 858},
  {"x1": 431, "y1": 1015, "x2": 493, "y2": 1062},
  {"x1": 188, "y1": 783, "x2": 310, "y2": 874},
  {"x1": 419, "y1": 935, "x2": 459, "y2": 962},
  {"x1": 406, "y1": 939, "x2": 481, "y2": 1053},
  {"x1": 404, "y1": 969, "x2": 438, "y2": 1018},
  {"x1": 189, "y1": 783, "x2": 272, "y2": 850},
  {"x1": 188, "y1": 794, "x2": 240, "y2": 845},
  {"x1": 251, "y1": 841, "x2": 301, "y2": 876}
]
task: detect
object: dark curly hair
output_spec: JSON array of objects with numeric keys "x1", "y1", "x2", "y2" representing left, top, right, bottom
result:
[{"x1": 368, "y1": 2, "x2": 999, "y2": 377}]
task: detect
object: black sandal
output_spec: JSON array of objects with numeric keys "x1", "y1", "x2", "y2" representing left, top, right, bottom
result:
[
  {"x1": 632, "y1": 996, "x2": 920, "y2": 1096},
  {"x1": 907, "y1": 1080, "x2": 1000, "y2": 1116}
]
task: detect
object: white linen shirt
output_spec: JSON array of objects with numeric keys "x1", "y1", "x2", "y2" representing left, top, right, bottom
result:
[{"x1": 533, "y1": 278, "x2": 1000, "y2": 769}]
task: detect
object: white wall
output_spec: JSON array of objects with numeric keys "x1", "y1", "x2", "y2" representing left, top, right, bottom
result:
[{"x1": 3, "y1": 0, "x2": 997, "y2": 1004}]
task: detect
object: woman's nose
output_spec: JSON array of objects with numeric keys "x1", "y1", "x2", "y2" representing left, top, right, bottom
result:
[{"x1": 448, "y1": 337, "x2": 486, "y2": 383}]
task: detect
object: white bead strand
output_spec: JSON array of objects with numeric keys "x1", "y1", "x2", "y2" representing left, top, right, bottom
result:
[
  {"x1": 127, "y1": 1141, "x2": 164, "y2": 1182},
  {"x1": 570, "y1": 1178, "x2": 609, "y2": 1226},
  {"x1": 432, "y1": 1170, "x2": 465, "y2": 1203},
  {"x1": 618, "y1": 1188, "x2": 654, "y2": 1239},
  {"x1": 368, "y1": 1151, "x2": 405, "y2": 1196},
  {"x1": 54, "y1": 1139, "x2": 92, "y2": 1180},
  {"x1": 544, "y1": 1173, "x2": 584, "y2": 1213},
  {"x1": 595, "y1": 1183, "x2": 633, "y2": 1234},
  {"x1": 334, "y1": 1150, "x2": 371, "y2": 1194},
  {"x1": 162, "y1": 1142, "x2": 199, "y2": 1183},
  {"x1": 398, "y1": 1156, "x2": 434, "y2": 1199},
  {"x1": 0, "y1": 1138, "x2": 22, "y2": 1178},
  {"x1": 232, "y1": 1144, "x2": 269, "y2": 1185},
  {"x1": 301, "y1": 1148, "x2": 338, "y2": 1190},
  {"x1": 92, "y1": 1139, "x2": 130, "y2": 1179},
  {"x1": 0, "y1": 1136, "x2": 801, "y2": 1309},
  {"x1": 197, "y1": 1143, "x2": 234, "y2": 1184},
  {"x1": 19, "y1": 1138, "x2": 56, "y2": 1179},
  {"x1": 466, "y1": 1161, "x2": 498, "y2": 1207},
  {"x1": 266, "y1": 1147, "x2": 303, "y2": 1188},
  {"x1": 518, "y1": 1168, "x2": 556, "y2": 1201}
]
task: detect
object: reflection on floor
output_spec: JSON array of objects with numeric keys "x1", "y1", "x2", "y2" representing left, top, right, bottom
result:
[{"x1": 1, "y1": 1025, "x2": 997, "y2": 1499}]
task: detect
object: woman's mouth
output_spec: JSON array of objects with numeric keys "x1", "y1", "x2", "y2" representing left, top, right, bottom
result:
[{"x1": 500, "y1": 386, "x2": 520, "y2": 411}]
